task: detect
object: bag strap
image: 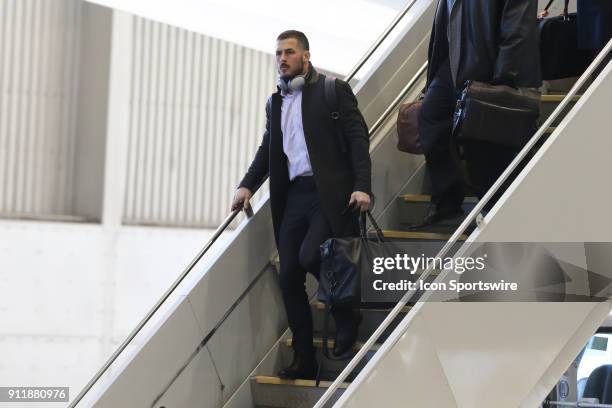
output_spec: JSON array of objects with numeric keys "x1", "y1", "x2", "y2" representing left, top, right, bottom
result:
[
  {"x1": 322, "y1": 300, "x2": 333, "y2": 359},
  {"x1": 325, "y1": 76, "x2": 348, "y2": 153},
  {"x1": 360, "y1": 211, "x2": 385, "y2": 242},
  {"x1": 543, "y1": 0, "x2": 555, "y2": 12},
  {"x1": 542, "y1": 0, "x2": 569, "y2": 18},
  {"x1": 322, "y1": 299, "x2": 352, "y2": 361}
]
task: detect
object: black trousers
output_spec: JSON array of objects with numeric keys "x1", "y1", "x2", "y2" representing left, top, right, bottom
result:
[
  {"x1": 419, "y1": 58, "x2": 518, "y2": 210},
  {"x1": 418, "y1": 58, "x2": 464, "y2": 211},
  {"x1": 278, "y1": 176, "x2": 334, "y2": 356}
]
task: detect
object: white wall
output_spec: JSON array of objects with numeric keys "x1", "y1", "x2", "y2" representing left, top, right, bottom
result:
[
  {"x1": 0, "y1": 0, "x2": 83, "y2": 217},
  {"x1": 0, "y1": 219, "x2": 228, "y2": 405},
  {"x1": 0, "y1": 0, "x2": 279, "y2": 227},
  {"x1": 0, "y1": 1, "x2": 277, "y2": 401},
  {"x1": 122, "y1": 16, "x2": 276, "y2": 228}
]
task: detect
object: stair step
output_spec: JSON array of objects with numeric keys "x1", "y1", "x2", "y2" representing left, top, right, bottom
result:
[
  {"x1": 280, "y1": 336, "x2": 380, "y2": 381},
  {"x1": 253, "y1": 375, "x2": 351, "y2": 389},
  {"x1": 396, "y1": 195, "x2": 478, "y2": 232},
  {"x1": 399, "y1": 194, "x2": 478, "y2": 203},
  {"x1": 379, "y1": 230, "x2": 468, "y2": 241},
  {"x1": 284, "y1": 337, "x2": 381, "y2": 352},
  {"x1": 540, "y1": 92, "x2": 580, "y2": 126},
  {"x1": 311, "y1": 301, "x2": 413, "y2": 343},
  {"x1": 540, "y1": 94, "x2": 581, "y2": 102},
  {"x1": 251, "y1": 376, "x2": 347, "y2": 408},
  {"x1": 313, "y1": 301, "x2": 413, "y2": 313}
]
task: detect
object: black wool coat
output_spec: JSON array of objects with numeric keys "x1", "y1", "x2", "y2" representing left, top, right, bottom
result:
[
  {"x1": 427, "y1": 0, "x2": 542, "y2": 90},
  {"x1": 238, "y1": 66, "x2": 372, "y2": 246},
  {"x1": 578, "y1": 0, "x2": 612, "y2": 50}
]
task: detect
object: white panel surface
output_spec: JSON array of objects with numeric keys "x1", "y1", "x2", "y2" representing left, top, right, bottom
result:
[
  {"x1": 154, "y1": 346, "x2": 223, "y2": 408},
  {"x1": 345, "y1": 312, "x2": 458, "y2": 408},
  {"x1": 0, "y1": 0, "x2": 82, "y2": 216},
  {"x1": 94, "y1": 296, "x2": 204, "y2": 407},
  {"x1": 123, "y1": 16, "x2": 276, "y2": 227},
  {"x1": 206, "y1": 268, "x2": 286, "y2": 404},
  {"x1": 0, "y1": 219, "x2": 220, "y2": 406},
  {"x1": 336, "y1": 60, "x2": 612, "y2": 408}
]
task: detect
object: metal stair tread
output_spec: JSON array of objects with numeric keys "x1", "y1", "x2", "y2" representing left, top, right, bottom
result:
[
  {"x1": 399, "y1": 194, "x2": 478, "y2": 204},
  {"x1": 379, "y1": 230, "x2": 468, "y2": 241},
  {"x1": 540, "y1": 94, "x2": 581, "y2": 102},
  {"x1": 253, "y1": 375, "x2": 351, "y2": 389},
  {"x1": 284, "y1": 337, "x2": 381, "y2": 352},
  {"x1": 313, "y1": 301, "x2": 413, "y2": 313},
  {"x1": 545, "y1": 126, "x2": 557, "y2": 134}
]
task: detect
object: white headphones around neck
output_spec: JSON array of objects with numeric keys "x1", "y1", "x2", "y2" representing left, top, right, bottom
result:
[{"x1": 277, "y1": 74, "x2": 307, "y2": 93}]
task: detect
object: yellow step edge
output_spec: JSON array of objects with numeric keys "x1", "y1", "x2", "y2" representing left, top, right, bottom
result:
[
  {"x1": 400, "y1": 194, "x2": 478, "y2": 204},
  {"x1": 253, "y1": 375, "x2": 350, "y2": 389},
  {"x1": 381, "y1": 230, "x2": 468, "y2": 241},
  {"x1": 313, "y1": 301, "x2": 413, "y2": 313},
  {"x1": 545, "y1": 127, "x2": 557, "y2": 134},
  {"x1": 285, "y1": 337, "x2": 381, "y2": 352},
  {"x1": 540, "y1": 94, "x2": 581, "y2": 103}
]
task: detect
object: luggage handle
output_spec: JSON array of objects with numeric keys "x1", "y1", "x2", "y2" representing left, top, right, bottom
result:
[
  {"x1": 542, "y1": 0, "x2": 570, "y2": 19},
  {"x1": 359, "y1": 210, "x2": 385, "y2": 242}
]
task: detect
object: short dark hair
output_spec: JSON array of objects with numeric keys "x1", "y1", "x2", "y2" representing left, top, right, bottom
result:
[{"x1": 276, "y1": 30, "x2": 309, "y2": 51}]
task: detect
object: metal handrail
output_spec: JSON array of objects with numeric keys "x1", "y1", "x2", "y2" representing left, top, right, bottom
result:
[
  {"x1": 369, "y1": 61, "x2": 427, "y2": 138},
  {"x1": 314, "y1": 38, "x2": 612, "y2": 408},
  {"x1": 70, "y1": 2, "x2": 424, "y2": 405},
  {"x1": 345, "y1": 0, "x2": 419, "y2": 83},
  {"x1": 547, "y1": 401, "x2": 612, "y2": 408},
  {"x1": 69, "y1": 208, "x2": 242, "y2": 407}
]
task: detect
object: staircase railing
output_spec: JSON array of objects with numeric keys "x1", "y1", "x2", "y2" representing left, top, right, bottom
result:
[
  {"x1": 69, "y1": 1, "x2": 423, "y2": 405},
  {"x1": 313, "y1": 37, "x2": 612, "y2": 408}
]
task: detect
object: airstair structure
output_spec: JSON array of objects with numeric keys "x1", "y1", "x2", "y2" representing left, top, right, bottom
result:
[{"x1": 73, "y1": 1, "x2": 612, "y2": 407}]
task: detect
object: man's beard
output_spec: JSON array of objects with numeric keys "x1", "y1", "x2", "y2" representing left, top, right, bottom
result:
[{"x1": 280, "y1": 59, "x2": 305, "y2": 81}]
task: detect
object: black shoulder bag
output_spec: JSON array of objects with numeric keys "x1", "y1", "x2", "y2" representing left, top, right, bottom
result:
[
  {"x1": 453, "y1": 81, "x2": 541, "y2": 149},
  {"x1": 318, "y1": 210, "x2": 387, "y2": 360}
]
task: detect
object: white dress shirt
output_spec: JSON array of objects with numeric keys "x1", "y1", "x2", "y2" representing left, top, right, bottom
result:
[{"x1": 280, "y1": 89, "x2": 313, "y2": 181}]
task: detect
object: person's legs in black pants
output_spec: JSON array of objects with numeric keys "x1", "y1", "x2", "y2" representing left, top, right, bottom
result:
[
  {"x1": 415, "y1": 58, "x2": 465, "y2": 227},
  {"x1": 277, "y1": 176, "x2": 335, "y2": 379}
]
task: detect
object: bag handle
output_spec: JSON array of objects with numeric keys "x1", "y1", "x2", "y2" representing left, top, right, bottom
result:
[
  {"x1": 541, "y1": 0, "x2": 569, "y2": 18},
  {"x1": 543, "y1": 0, "x2": 555, "y2": 12},
  {"x1": 360, "y1": 211, "x2": 385, "y2": 242}
]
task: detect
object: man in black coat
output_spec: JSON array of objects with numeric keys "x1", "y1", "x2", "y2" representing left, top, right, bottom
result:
[
  {"x1": 412, "y1": 0, "x2": 541, "y2": 227},
  {"x1": 232, "y1": 30, "x2": 372, "y2": 380}
]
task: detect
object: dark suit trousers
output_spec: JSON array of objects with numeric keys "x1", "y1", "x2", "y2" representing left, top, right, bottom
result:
[
  {"x1": 278, "y1": 176, "x2": 333, "y2": 356},
  {"x1": 419, "y1": 58, "x2": 465, "y2": 211},
  {"x1": 420, "y1": 58, "x2": 519, "y2": 210}
]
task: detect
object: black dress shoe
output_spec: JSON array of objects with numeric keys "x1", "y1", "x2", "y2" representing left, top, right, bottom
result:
[
  {"x1": 407, "y1": 206, "x2": 464, "y2": 230},
  {"x1": 278, "y1": 352, "x2": 319, "y2": 380},
  {"x1": 333, "y1": 311, "x2": 362, "y2": 358}
]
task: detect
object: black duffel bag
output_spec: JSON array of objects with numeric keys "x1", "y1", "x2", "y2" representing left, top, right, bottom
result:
[
  {"x1": 318, "y1": 210, "x2": 390, "y2": 359},
  {"x1": 453, "y1": 80, "x2": 541, "y2": 149},
  {"x1": 538, "y1": 0, "x2": 592, "y2": 80}
]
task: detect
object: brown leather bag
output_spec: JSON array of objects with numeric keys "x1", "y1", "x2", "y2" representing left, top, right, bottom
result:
[{"x1": 396, "y1": 101, "x2": 423, "y2": 154}]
